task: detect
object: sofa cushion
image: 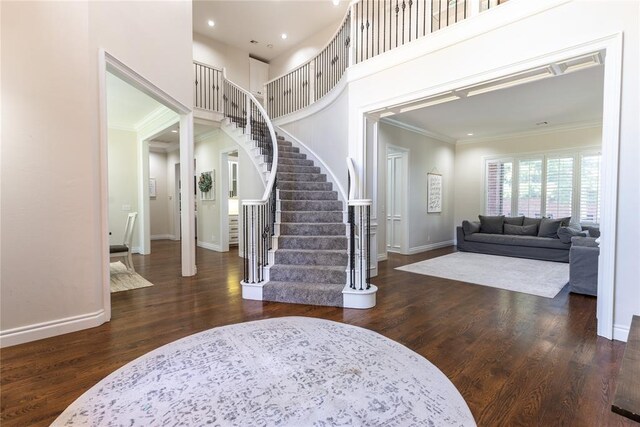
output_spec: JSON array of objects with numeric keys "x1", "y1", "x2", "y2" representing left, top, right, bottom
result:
[
  {"x1": 571, "y1": 236, "x2": 600, "y2": 248},
  {"x1": 538, "y1": 218, "x2": 562, "y2": 238},
  {"x1": 478, "y1": 215, "x2": 504, "y2": 234},
  {"x1": 504, "y1": 224, "x2": 538, "y2": 236},
  {"x1": 504, "y1": 216, "x2": 525, "y2": 226},
  {"x1": 465, "y1": 233, "x2": 571, "y2": 249},
  {"x1": 523, "y1": 217, "x2": 542, "y2": 227},
  {"x1": 557, "y1": 226, "x2": 588, "y2": 243},
  {"x1": 582, "y1": 226, "x2": 601, "y2": 238},
  {"x1": 462, "y1": 220, "x2": 480, "y2": 235}
]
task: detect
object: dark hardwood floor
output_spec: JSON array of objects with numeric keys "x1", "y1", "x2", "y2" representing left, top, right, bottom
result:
[{"x1": 1, "y1": 241, "x2": 632, "y2": 426}]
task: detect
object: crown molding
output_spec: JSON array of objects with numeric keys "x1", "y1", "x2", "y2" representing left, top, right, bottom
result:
[
  {"x1": 455, "y1": 120, "x2": 602, "y2": 145},
  {"x1": 380, "y1": 118, "x2": 456, "y2": 144}
]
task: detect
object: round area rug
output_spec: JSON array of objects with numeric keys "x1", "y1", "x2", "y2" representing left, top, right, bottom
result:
[{"x1": 53, "y1": 317, "x2": 476, "y2": 426}]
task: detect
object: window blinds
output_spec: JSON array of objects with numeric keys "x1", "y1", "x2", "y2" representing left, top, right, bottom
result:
[
  {"x1": 580, "y1": 154, "x2": 601, "y2": 223},
  {"x1": 486, "y1": 160, "x2": 512, "y2": 216},
  {"x1": 517, "y1": 159, "x2": 543, "y2": 217},
  {"x1": 545, "y1": 156, "x2": 574, "y2": 219}
]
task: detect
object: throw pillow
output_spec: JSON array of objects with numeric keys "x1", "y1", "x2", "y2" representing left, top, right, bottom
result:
[
  {"x1": 538, "y1": 218, "x2": 563, "y2": 238},
  {"x1": 557, "y1": 216, "x2": 572, "y2": 227},
  {"x1": 504, "y1": 216, "x2": 525, "y2": 226},
  {"x1": 462, "y1": 220, "x2": 480, "y2": 235},
  {"x1": 557, "y1": 226, "x2": 588, "y2": 243},
  {"x1": 504, "y1": 224, "x2": 538, "y2": 236},
  {"x1": 522, "y1": 217, "x2": 541, "y2": 234},
  {"x1": 478, "y1": 215, "x2": 504, "y2": 234}
]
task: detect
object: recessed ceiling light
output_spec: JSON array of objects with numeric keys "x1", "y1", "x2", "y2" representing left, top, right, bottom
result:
[
  {"x1": 207, "y1": 20, "x2": 215, "y2": 27},
  {"x1": 467, "y1": 133, "x2": 474, "y2": 136},
  {"x1": 332, "y1": 0, "x2": 340, "y2": 5},
  {"x1": 171, "y1": 130, "x2": 178, "y2": 133},
  {"x1": 281, "y1": 33, "x2": 288, "y2": 40}
]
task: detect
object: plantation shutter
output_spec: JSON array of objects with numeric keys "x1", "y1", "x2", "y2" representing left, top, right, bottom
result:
[
  {"x1": 486, "y1": 160, "x2": 512, "y2": 216},
  {"x1": 580, "y1": 154, "x2": 601, "y2": 224},
  {"x1": 545, "y1": 156, "x2": 574, "y2": 219},
  {"x1": 517, "y1": 158, "x2": 543, "y2": 217}
]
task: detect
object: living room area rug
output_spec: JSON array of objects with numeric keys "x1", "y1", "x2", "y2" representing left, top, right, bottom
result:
[
  {"x1": 110, "y1": 261, "x2": 154, "y2": 293},
  {"x1": 396, "y1": 252, "x2": 569, "y2": 298},
  {"x1": 53, "y1": 317, "x2": 476, "y2": 426}
]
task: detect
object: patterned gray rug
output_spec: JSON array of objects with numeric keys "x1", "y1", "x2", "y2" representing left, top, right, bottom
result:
[
  {"x1": 396, "y1": 252, "x2": 569, "y2": 298},
  {"x1": 53, "y1": 317, "x2": 476, "y2": 426},
  {"x1": 110, "y1": 262, "x2": 154, "y2": 293}
]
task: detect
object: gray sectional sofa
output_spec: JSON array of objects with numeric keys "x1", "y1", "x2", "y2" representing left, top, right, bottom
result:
[{"x1": 456, "y1": 215, "x2": 600, "y2": 263}]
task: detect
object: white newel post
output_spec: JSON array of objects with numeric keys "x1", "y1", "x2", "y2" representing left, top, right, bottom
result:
[{"x1": 468, "y1": 0, "x2": 481, "y2": 18}]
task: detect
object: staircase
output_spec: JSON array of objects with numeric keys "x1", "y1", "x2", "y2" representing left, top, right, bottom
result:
[{"x1": 264, "y1": 136, "x2": 348, "y2": 307}]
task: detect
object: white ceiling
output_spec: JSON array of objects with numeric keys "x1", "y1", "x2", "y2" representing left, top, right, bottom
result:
[
  {"x1": 193, "y1": 0, "x2": 349, "y2": 61},
  {"x1": 388, "y1": 65, "x2": 604, "y2": 142},
  {"x1": 106, "y1": 72, "x2": 165, "y2": 129}
]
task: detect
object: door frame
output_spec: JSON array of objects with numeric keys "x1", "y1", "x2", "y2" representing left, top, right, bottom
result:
[
  {"x1": 385, "y1": 145, "x2": 409, "y2": 255},
  {"x1": 99, "y1": 50, "x2": 196, "y2": 321}
]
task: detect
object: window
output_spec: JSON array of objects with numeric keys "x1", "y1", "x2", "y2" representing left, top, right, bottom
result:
[
  {"x1": 486, "y1": 160, "x2": 512, "y2": 216},
  {"x1": 484, "y1": 149, "x2": 601, "y2": 224},
  {"x1": 517, "y1": 158, "x2": 543, "y2": 218},
  {"x1": 545, "y1": 156, "x2": 574, "y2": 219},
  {"x1": 580, "y1": 154, "x2": 601, "y2": 223}
]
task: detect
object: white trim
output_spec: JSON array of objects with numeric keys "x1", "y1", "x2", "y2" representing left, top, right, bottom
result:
[
  {"x1": 106, "y1": 53, "x2": 190, "y2": 114},
  {"x1": 137, "y1": 107, "x2": 179, "y2": 141},
  {"x1": 197, "y1": 241, "x2": 223, "y2": 252},
  {"x1": 342, "y1": 284, "x2": 377, "y2": 309},
  {"x1": 596, "y1": 33, "x2": 622, "y2": 340},
  {"x1": 107, "y1": 123, "x2": 136, "y2": 132},
  {"x1": 151, "y1": 234, "x2": 175, "y2": 240},
  {"x1": 275, "y1": 126, "x2": 349, "y2": 206},
  {"x1": 1, "y1": 310, "x2": 106, "y2": 348},
  {"x1": 98, "y1": 50, "x2": 112, "y2": 323},
  {"x1": 377, "y1": 253, "x2": 388, "y2": 261},
  {"x1": 455, "y1": 121, "x2": 602, "y2": 145},
  {"x1": 380, "y1": 117, "x2": 456, "y2": 144},
  {"x1": 613, "y1": 324, "x2": 630, "y2": 343},
  {"x1": 407, "y1": 240, "x2": 456, "y2": 255}
]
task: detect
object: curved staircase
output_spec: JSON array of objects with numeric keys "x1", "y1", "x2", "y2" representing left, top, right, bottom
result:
[{"x1": 265, "y1": 137, "x2": 348, "y2": 307}]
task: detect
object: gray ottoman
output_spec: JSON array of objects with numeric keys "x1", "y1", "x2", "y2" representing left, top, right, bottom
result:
[{"x1": 569, "y1": 236, "x2": 599, "y2": 296}]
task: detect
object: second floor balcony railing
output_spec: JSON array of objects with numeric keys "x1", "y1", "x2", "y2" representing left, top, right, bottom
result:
[{"x1": 264, "y1": 0, "x2": 509, "y2": 119}]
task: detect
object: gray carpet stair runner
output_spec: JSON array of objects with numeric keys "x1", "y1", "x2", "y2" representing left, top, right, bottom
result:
[{"x1": 263, "y1": 136, "x2": 347, "y2": 307}]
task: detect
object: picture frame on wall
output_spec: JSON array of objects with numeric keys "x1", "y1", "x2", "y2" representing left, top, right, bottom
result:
[
  {"x1": 427, "y1": 173, "x2": 442, "y2": 213},
  {"x1": 149, "y1": 178, "x2": 157, "y2": 198},
  {"x1": 200, "y1": 170, "x2": 215, "y2": 201}
]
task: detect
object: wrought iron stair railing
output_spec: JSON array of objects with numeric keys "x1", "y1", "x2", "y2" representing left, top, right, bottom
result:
[{"x1": 264, "y1": 0, "x2": 509, "y2": 119}]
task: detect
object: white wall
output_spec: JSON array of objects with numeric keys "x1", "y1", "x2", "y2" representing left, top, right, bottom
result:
[
  {"x1": 268, "y1": 21, "x2": 339, "y2": 79},
  {"x1": 194, "y1": 130, "x2": 236, "y2": 250},
  {"x1": 377, "y1": 123, "x2": 456, "y2": 256},
  {"x1": 454, "y1": 126, "x2": 602, "y2": 225},
  {"x1": 166, "y1": 149, "x2": 181, "y2": 240},
  {"x1": 149, "y1": 151, "x2": 171, "y2": 238},
  {"x1": 1, "y1": 0, "x2": 193, "y2": 346},
  {"x1": 108, "y1": 129, "x2": 140, "y2": 249},
  {"x1": 193, "y1": 32, "x2": 250, "y2": 89},
  {"x1": 277, "y1": 87, "x2": 350, "y2": 200}
]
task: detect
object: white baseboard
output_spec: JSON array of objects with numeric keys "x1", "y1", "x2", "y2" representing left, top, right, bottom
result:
[
  {"x1": 0, "y1": 309, "x2": 107, "y2": 348},
  {"x1": 613, "y1": 324, "x2": 630, "y2": 342},
  {"x1": 151, "y1": 234, "x2": 175, "y2": 240},
  {"x1": 378, "y1": 253, "x2": 388, "y2": 261},
  {"x1": 197, "y1": 241, "x2": 222, "y2": 252},
  {"x1": 407, "y1": 240, "x2": 456, "y2": 255}
]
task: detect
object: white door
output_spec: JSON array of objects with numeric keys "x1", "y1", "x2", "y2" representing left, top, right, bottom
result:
[{"x1": 386, "y1": 150, "x2": 407, "y2": 253}]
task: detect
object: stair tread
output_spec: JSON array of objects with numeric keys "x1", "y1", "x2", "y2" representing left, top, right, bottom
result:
[
  {"x1": 276, "y1": 249, "x2": 347, "y2": 254},
  {"x1": 271, "y1": 264, "x2": 346, "y2": 271},
  {"x1": 265, "y1": 281, "x2": 345, "y2": 289}
]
